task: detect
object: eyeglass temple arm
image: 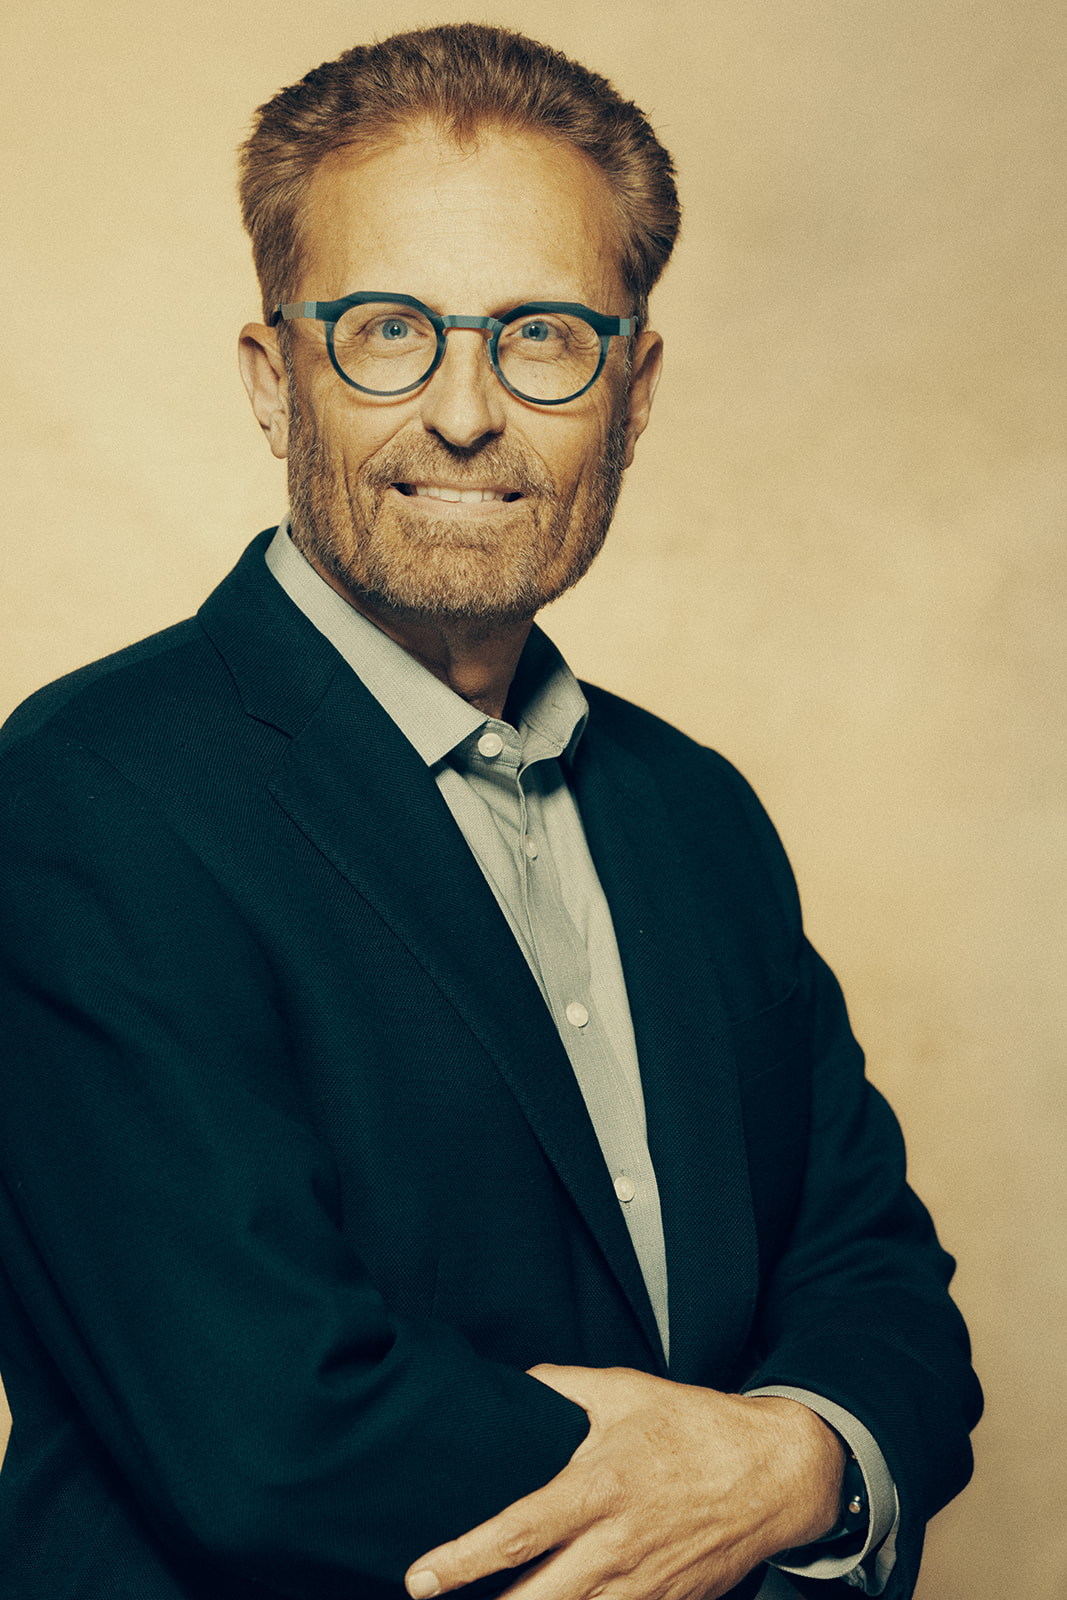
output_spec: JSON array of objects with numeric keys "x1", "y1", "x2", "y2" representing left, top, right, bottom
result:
[{"x1": 273, "y1": 302, "x2": 320, "y2": 326}]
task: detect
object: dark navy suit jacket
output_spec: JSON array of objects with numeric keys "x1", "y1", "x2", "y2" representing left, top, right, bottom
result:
[{"x1": 0, "y1": 532, "x2": 980, "y2": 1598}]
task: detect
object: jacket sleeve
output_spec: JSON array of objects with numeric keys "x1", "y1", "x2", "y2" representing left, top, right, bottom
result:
[
  {"x1": 719, "y1": 760, "x2": 982, "y2": 1600},
  {"x1": 0, "y1": 730, "x2": 589, "y2": 1599}
]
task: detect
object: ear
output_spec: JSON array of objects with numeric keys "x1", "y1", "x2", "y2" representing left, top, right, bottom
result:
[
  {"x1": 621, "y1": 330, "x2": 663, "y2": 468},
  {"x1": 238, "y1": 323, "x2": 290, "y2": 459}
]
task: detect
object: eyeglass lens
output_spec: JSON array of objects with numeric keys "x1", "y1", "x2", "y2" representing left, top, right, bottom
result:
[{"x1": 330, "y1": 302, "x2": 604, "y2": 401}]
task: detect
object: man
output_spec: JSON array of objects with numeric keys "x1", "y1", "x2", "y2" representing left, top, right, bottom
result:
[{"x1": 0, "y1": 23, "x2": 980, "y2": 1600}]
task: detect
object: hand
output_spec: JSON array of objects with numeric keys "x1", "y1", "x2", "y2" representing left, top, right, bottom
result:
[{"x1": 405, "y1": 1364, "x2": 845, "y2": 1600}]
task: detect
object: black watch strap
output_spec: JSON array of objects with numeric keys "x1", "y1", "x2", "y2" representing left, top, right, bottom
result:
[{"x1": 819, "y1": 1452, "x2": 869, "y2": 1544}]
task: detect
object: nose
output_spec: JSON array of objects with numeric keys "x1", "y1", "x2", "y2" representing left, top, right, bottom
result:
[{"x1": 417, "y1": 329, "x2": 506, "y2": 448}]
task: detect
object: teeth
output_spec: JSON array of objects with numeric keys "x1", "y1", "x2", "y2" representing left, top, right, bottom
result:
[{"x1": 412, "y1": 485, "x2": 509, "y2": 503}]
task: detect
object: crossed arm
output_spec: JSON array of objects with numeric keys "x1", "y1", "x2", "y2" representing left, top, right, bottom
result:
[{"x1": 405, "y1": 1363, "x2": 845, "y2": 1600}]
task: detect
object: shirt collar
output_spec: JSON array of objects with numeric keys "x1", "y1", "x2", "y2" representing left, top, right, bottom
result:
[{"x1": 265, "y1": 519, "x2": 588, "y2": 768}]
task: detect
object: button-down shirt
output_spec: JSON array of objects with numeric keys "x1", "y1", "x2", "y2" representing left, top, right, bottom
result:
[{"x1": 265, "y1": 523, "x2": 897, "y2": 1594}]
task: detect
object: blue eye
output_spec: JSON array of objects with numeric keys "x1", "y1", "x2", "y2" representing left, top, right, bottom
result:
[
  {"x1": 380, "y1": 318, "x2": 410, "y2": 340},
  {"x1": 520, "y1": 320, "x2": 551, "y2": 342}
]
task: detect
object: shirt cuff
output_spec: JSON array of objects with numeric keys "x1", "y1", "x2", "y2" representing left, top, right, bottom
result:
[{"x1": 743, "y1": 1386, "x2": 899, "y2": 1593}]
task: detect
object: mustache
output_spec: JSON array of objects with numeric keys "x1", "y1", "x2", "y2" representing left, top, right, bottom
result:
[{"x1": 357, "y1": 437, "x2": 556, "y2": 500}]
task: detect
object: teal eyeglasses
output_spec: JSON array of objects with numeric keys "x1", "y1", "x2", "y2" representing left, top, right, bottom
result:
[{"x1": 272, "y1": 292, "x2": 635, "y2": 406}]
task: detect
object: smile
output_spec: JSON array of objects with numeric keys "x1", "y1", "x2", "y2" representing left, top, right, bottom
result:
[{"x1": 395, "y1": 483, "x2": 523, "y2": 503}]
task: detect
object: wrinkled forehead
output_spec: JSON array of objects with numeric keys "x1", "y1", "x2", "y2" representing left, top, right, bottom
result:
[{"x1": 293, "y1": 122, "x2": 629, "y2": 312}]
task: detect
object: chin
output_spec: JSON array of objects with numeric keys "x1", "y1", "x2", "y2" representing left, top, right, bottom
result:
[
  {"x1": 300, "y1": 500, "x2": 602, "y2": 629},
  {"x1": 328, "y1": 541, "x2": 558, "y2": 627}
]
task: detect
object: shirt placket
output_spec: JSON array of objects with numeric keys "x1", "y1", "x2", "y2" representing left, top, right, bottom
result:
[{"x1": 469, "y1": 729, "x2": 669, "y2": 1357}]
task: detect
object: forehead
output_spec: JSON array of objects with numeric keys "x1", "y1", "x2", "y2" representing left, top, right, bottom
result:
[{"x1": 297, "y1": 125, "x2": 627, "y2": 312}]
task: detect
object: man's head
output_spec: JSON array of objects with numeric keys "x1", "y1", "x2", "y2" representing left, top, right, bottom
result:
[
  {"x1": 238, "y1": 24, "x2": 680, "y2": 333},
  {"x1": 237, "y1": 26, "x2": 680, "y2": 633}
]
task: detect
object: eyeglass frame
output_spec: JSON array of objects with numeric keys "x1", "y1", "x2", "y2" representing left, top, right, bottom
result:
[{"x1": 271, "y1": 291, "x2": 635, "y2": 406}]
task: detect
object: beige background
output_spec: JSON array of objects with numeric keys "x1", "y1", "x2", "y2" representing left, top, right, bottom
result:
[{"x1": 2, "y1": 1, "x2": 1064, "y2": 1593}]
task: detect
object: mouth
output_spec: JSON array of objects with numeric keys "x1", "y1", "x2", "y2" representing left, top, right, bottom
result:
[{"x1": 394, "y1": 482, "x2": 524, "y2": 504}]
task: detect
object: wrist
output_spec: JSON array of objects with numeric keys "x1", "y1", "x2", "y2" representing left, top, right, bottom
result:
[{"x1": 742, "y1": 1395, "x2": 846, "y2": 1550}]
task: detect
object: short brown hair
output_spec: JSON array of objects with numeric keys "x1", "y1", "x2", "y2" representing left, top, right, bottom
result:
[{"x1": 238, "y1": 23, "x2": 680, "y2": 327}]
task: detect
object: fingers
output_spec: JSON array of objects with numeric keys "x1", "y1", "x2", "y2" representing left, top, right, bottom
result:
[{"x1": 405, "y1": 1475, "x2": 592, "y2": 1598}]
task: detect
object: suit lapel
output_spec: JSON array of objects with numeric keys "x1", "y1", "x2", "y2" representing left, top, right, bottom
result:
[
  {"x1": 198, "y1": 539, "x2": 663, "y2": 1366},
  {"x1": 571, "y1": 717, "x2": 759, "y2": 1381}
]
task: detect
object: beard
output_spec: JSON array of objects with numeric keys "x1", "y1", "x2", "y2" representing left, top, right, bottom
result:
[{"x1": 285, "y1": 371, "x2": 629, "y2": 631}]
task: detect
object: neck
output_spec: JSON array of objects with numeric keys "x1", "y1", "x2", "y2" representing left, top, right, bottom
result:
[{"x1": 309, "y1": 558, "x2": 532, "y2": 720}]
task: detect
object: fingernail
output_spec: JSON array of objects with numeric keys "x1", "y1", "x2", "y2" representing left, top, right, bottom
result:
[{"x1": 408, "y1": 1572, "x2": 441, "y2": 1599}]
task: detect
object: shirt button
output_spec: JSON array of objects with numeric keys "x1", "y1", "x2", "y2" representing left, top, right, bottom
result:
[
  {"x1": 614, "y1": 1175, "x2": 636, "y2": 1203},
  {"x1": 525, "y1": 838, "x2": 539, "y2": 859},
  {"x1": 565, "y1": 1001, "x2": 589, "y2": 1028},
  {"x1": 477, "y1": 730, "x2": 504, "y2": 758}
]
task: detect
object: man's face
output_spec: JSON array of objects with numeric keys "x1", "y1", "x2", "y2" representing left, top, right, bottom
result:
[{"x1": 246, "y1": 125, "x2": 661, "y2": 629}]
